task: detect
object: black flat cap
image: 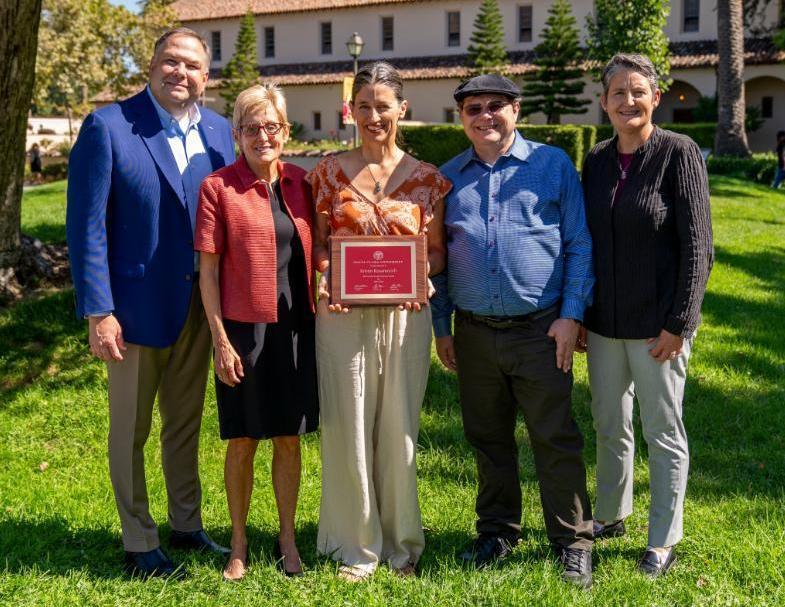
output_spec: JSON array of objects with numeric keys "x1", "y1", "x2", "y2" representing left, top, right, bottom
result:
[{"x1": 453, "y1": 74, "x2": 520, "y2": 102}]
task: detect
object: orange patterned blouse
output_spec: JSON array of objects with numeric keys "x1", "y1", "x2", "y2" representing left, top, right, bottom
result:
[{"x1": 306, "y1": 155, "x2": 452, "y2": 236}]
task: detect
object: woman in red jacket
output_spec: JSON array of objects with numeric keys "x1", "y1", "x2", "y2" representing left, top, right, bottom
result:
[{"x1": 195, "y1": 84, "x2": 318, "y2": 581}]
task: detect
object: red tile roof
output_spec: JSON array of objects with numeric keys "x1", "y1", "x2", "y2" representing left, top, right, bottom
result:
[{"x1": 171, "y1": 0, "x2": 421, "y2": 22}]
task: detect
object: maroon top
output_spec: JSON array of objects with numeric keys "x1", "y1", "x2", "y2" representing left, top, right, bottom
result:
[{"x1": 612, "y1": 153, "x2": 634, "y2": 205}]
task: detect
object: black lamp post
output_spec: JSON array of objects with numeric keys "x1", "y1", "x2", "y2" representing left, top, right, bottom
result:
[{"x1": 346, "y1": 32, "x2": 365, "y2": 146}]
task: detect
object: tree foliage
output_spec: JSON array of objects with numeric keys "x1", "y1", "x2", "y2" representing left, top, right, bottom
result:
[
  {"x1": 466, "y1": 0, "x2": 509, "y2": 76},
  {"x1": 519, "y1": 0, "x2": 589, "y2": 124},
  {"x1": 34, "y1": 0, "x2": 177, "y2": 116},
  {"x1": 220, "y1": 11, "x2": 259, "y2": 119},
  {"x1": 585, "y1": 0, "x2": 672, "y2": 92}
]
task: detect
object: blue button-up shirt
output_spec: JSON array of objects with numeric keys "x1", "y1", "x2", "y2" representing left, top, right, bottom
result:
[
  {"x1": 431, "y1": 132, "x2": 594, "y2": 337},
  {"x1": 146, "y1": 86, "x2": 212, "y2": 236}
]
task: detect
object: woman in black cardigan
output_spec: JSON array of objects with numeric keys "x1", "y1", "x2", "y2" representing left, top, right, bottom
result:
[{"x1": 579, "y1": 54, "x2": 713, "y2": 577}]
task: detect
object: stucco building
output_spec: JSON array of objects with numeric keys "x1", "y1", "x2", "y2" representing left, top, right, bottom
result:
[{"x1": 171, "y1": 0, "x2": 785, "y2": 151}]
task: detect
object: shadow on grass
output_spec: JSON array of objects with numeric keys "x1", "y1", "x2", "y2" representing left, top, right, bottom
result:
[
  {"x1": 0, "y1": 517, "x2": 322, "y2": 579},
  {"x1": 23, "y1": 222, "x2": 68, "y2": 244},
  {"x1": 0, "y1": 289, "x2": 97, "y2": 408}
]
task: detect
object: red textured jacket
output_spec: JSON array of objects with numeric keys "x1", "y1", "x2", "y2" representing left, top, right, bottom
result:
[{"x1": 195, "y1": 155, "x2": 315, "y2": 323}]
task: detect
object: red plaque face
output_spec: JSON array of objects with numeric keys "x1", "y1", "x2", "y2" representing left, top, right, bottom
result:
[
  {"x1": 341, "y1": 242, "x2": 416, "y2": 300},
  {"x1": 329, "y1": 234, "x2": 428, "y2": 306}
]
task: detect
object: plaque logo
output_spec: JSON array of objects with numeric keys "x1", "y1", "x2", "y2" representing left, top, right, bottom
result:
[{"x1": 373, "y1": 250, "x2": 384, "y2": 261}]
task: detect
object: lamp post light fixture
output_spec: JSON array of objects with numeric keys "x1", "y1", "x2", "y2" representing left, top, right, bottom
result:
[{"x1": 346, "y1": 32, "x2": 365, "y2": 146}]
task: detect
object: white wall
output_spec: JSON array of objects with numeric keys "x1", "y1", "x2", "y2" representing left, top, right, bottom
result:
[{"x1": 188, "y1": 0, "x2": 780, "y2": 69}]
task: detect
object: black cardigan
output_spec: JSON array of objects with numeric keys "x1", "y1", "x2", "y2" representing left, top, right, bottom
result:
[{"x1": 581, "y1": 127, "x2": 713, "y2": 339}]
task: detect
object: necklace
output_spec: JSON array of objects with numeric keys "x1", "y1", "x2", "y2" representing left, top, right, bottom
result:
[{"x1": 364, "y1": 163, "x2": 383, "y2": 195}]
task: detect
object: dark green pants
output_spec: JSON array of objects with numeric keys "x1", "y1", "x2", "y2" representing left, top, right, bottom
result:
[{"x1": 454, "y1": 308, "x2": 593, "y2": 550}]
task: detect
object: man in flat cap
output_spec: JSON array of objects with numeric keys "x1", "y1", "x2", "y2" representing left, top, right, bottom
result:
[{"x1": 431, "y1": 74, "x2": 595, "y2": 588}]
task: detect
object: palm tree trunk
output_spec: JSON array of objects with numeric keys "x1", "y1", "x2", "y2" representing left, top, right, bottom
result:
[{"x1": 715, "y1": 0, "x2": 750, "y2": 156}]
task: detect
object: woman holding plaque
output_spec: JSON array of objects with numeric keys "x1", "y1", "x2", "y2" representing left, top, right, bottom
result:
[
  {"x1": 196, "y1": 84, "x2": 318, "y2": 581},
  {"x1": 307, "y1": 61, "x2": 450, "y2": 581},
  {"x1": 579, "y1": 54, "x2": 712, "y2": 577}
]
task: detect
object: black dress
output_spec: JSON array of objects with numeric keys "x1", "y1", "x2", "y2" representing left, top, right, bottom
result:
[{"x1": 215, "y1": 181, "x2": 319, "y2": 439}]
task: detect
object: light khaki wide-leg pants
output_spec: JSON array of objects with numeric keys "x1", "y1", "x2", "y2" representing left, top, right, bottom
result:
[
  {"x1": 316, "y1": 301, "x2": 432, "y2": 573},
  {"x1": 586, "y1": 330, "x2": 692, "y2": 548},
  {"x1": 106, "y1": 286, "x2": 212, "y2": 552}
]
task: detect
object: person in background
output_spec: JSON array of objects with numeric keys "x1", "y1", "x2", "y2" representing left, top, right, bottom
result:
[
  {"x1": 29, "y1": 143, "x2": 43, "y2": 184},
  {"x1": 431, "y1": 73, "x2": 595, "y2": 589},
  {"x1": 66, "y1": 27, "x2": 235, "y2": 578},
  {"x1": 772, "y1": 130, "x2": 785, "y2": 188},
  {"x1": 579, "y1": 53, "x2": 713, "y2": 577},
  {"x1": 308, "y1": 61, "x2": 450, "y2": 582},
  {"x1": 196, "y1": 83, "x2": 318, "y2": 582}
]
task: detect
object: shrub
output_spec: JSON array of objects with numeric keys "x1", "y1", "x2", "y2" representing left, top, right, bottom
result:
[
  {"x1": 401, "y1": 123, "x2": 585, "y2": 168},
  {"x1": 707, "y1": 153, "x2": 776, "y2": 184},
  {"x1": 42, "y1": 162, "x2": 68, "y2": 181}
]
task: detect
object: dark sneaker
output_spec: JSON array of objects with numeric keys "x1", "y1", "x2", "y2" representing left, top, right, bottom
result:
[
  {"x1": 459, "y1": 534, "x2": 517, "y2": 569},
  {"x1": 558, "y1": 547, "x2": 592, "y2": 589},
  {"x1": 593, "y1": 519, "x2": 626, "y2": 540},
  {"x1": 638, "y1": 547, "x2": 676, "y2": 577}
]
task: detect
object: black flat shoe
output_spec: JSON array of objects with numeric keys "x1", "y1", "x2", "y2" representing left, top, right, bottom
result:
[
  {"x1": 638, "y1": 547, "x2": 676, "y2": 577},
  {"x1": 124, "y1": 547, "x2": 180, "y2": 579},
  {"x1": 593, "y1": 519, "x2": 626, "y2": 540},
  {"x1": 459, "y1": 534, "x2": 517, "y2": 569},
  {"x1": 170, "y1": 529, "x2": 231, "y2": 556},
  {"x1": 273, "y1": 541, "x2": 303, "y2": 577}
]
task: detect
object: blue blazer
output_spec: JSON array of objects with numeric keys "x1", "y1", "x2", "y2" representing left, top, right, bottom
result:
[{"x1": 66, "y1": 90, "x2": 235, "y2": 348}]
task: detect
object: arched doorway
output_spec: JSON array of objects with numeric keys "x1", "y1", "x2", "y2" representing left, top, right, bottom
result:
[
  {"x1": 745, "y1": 75, "x2": 785, "y2": 152},
  {"x1": 655, "y1": 80, "x2": 702, "y2": 124}
]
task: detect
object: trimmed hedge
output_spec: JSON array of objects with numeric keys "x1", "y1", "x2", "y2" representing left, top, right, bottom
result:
[
  {"x1": 707, "y1": 153, "x2": 776, "y2": 184},
  {"x1": 401, "y1": 122, "x2": 719, "y2": 169},
  {"x1": 595, "y1": 123, "x2": 716, "y2": 149},
  {"x1": 401, "y1": 124, "x2": 585, "y2": 169}
]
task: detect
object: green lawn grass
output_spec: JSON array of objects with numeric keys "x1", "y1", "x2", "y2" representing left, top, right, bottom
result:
[
  {"x1": 2, "y1": 177, "x2": 784, "y2": 605},
  {"x1": 20, "y1": 181, "x2": 67, "y2": 244}
]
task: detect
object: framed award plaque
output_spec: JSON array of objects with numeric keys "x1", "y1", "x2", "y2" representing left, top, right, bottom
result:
[{"x1": 329, "y1": 234, "x2": 428, "y2": 306}]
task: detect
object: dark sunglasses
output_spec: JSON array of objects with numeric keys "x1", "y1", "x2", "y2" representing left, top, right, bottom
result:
[
  {"x1": 462, "y1": 100, "x2": 511, "y2": 117},
  {"x1": 237, "y1": 122, "x2": 286, "y2": 137}
]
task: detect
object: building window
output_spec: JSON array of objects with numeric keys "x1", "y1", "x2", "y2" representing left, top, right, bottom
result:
[
  {"x1": 211, "y1": 31, "x2": 222, "y2": 62},
  {"x1": 683, "y1": 0, "x2": 699, "y2": 32},
  {"x1": 337, "y1": 111, "x2": 345, "y2": 130},
  {"x1": 321, "y1": 21, "x2": 332, "y2": 55},
  {"x1": 313, "y1": 111, "x2": 322, "y2": 131},
  {"x1": 381, "y1": 16, "x2": 394, "y2": 51},
  {"x1": 762, "y1": 96, "x2": 773, "y2": 119},
  {"x1": 264, "y1": 26, "x2": 275, "y2": 58},
  {"x1": 447, "y1": 11, "x2": 460, "y2": 47},
  {"x1": 518, "y1": 6, "x2": 533, "y2": 42},
  {"x1": 444, "y1": 108, "x2": 456, "y2": 123}
]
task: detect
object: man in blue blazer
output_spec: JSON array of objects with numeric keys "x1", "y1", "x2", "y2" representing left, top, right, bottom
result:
[{"x1": 66, "y1": 28, "x2": 235, "y2": 578}]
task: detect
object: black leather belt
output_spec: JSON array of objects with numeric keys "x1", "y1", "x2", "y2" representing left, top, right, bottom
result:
[{"x1": 456, "y1": 303, "x2": 559, "y2": 329}]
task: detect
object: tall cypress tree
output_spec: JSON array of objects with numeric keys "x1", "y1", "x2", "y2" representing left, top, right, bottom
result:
[
  {"x1": 519, "y1": 0, "x2": 590, "y2": 124},
  {"x1": 220, "y1": 11, "x2": 258, "y2": 119},
  {"x1": 466, "y1": 0, "x2": 509, "y2": 75}
]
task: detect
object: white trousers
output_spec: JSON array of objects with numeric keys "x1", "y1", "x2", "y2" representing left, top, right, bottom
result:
[
  {"x1": 316, "y1": 301, "x2": 432, "y2": 572},
  {"x1": 586, "y1": 330, "x2": 692, "y2": 548}
]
